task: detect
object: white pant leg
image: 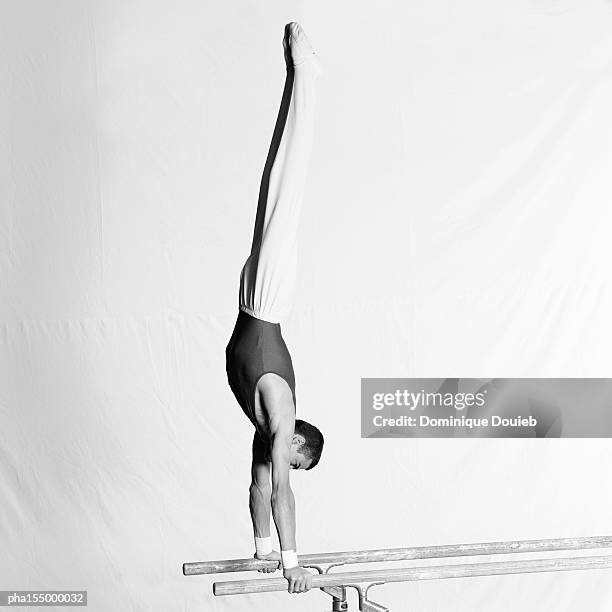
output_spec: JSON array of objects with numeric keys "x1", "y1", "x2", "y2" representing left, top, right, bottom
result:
[{"x1": 239, "y1": 61, "x2": 318, "y2": 324}]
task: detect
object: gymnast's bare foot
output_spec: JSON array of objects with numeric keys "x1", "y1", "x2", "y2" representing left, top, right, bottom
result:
[{"x1": 284, "y1": 22, "x2": 322, "y2": 76}]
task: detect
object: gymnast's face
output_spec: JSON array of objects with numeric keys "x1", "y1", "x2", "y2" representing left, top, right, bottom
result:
[{"x1": 289, "y1": 434, "x2": 310, "y2": 470}]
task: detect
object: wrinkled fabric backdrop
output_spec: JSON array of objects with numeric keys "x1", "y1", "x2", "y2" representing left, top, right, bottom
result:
[{"x1": 1, "y1": 1, "x2": 611, "y2": 610}]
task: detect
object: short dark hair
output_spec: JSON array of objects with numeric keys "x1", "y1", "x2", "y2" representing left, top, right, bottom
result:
[{"x1": 294, "y1": 419, "x2": 324, "y2": 470}]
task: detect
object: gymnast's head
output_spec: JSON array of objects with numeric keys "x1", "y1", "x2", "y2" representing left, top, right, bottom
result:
[{"x1": 290, "y1": 419, "x2": 324, "y2": 470}]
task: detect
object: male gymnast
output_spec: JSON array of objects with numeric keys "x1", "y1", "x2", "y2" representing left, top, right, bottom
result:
[{"x1": 225, "y1": 23, "x2": 324, "y2": 595}]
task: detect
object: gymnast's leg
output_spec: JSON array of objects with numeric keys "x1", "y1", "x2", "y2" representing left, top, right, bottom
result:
[{"x1": 239, "y1": 23, "x2": 321, "y2": 323}]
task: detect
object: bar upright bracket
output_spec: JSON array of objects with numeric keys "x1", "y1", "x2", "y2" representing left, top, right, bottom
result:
[
  {"x1": 345, "y1": 582, "x2": 388, "y2": 612},
  {"x1": 304, "y1": 563, "x2": 348, "y2": 611}
]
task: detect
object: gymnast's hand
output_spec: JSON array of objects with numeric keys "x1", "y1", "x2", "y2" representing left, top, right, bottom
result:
[
  {"x1": 254, "y1": 550, "x2": 281, "y2": 573},
  {"x1": 283, "y1": 566, "x2": 313, "y2": 593}
]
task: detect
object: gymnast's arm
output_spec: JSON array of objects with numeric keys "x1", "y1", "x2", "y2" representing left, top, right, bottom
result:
[
  {"x1": 263, "y1": 384, "x2": 313, "y2": 593},
  {"x1": 249, "y1": 432, "x2": 280, "y2": 573}
]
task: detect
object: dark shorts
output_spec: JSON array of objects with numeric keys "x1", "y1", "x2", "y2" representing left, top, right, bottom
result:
[{"x1": 225, "y1": 310, "x2": 296, "y2": 422}]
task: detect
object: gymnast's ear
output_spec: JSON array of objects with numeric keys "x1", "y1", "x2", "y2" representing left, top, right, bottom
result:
[{"x1": 291, "y1": 433, "x2": 306, "y2": 448}]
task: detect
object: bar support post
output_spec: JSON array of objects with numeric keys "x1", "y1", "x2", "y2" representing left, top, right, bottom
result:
[
  {"x1": 316, "y1": 567, "x2": 348, "y2": 611},
  {"x1": 331, "y1": 592, "x2": 348, "y2": 612}
]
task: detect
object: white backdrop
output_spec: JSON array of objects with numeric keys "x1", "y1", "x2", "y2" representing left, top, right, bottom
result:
[{"x1": 1, "y1": 1, "x2": 612, "y2": 610}]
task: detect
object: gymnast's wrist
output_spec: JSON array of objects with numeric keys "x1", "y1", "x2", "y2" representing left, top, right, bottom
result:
[
  {"x1": 255, "y1": 536, "x2": 273, "y2": 556},
  {"x1": 281, "y1": 549, "x2": 299, "y2": 570}
]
